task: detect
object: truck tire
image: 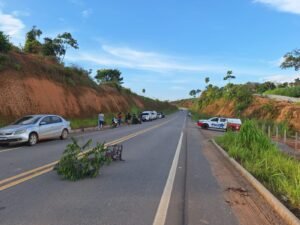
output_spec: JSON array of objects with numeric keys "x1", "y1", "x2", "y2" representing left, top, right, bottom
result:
[{"x1": 202, "y1": 124, "x2": 209, "y2": 129}]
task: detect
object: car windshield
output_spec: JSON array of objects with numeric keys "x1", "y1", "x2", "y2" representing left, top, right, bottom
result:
[
  {"x1": 142, "y1": 113, "x2": 150, "y2": 116},
  {"x1": 13, "y1": 116, "x2": 41, "y2": 125}
]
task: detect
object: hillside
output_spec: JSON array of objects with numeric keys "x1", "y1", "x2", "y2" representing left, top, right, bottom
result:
[
  {"x1": 177, "y1": 96, "x2": 300, "y2": 131},
  {"x1": 0, "y1": 51, "x2": 176, "y2": 125}
]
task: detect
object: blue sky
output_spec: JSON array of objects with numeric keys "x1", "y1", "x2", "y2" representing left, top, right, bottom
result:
[{"x1": 1, "y1": 0, "x2": 300, "y2": 100}]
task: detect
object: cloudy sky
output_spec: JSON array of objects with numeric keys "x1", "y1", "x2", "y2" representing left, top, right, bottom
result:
[{"x1": 0, "y1": 0, "x2": 300, "y2": 100}]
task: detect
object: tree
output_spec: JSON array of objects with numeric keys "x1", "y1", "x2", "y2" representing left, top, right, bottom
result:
[
  {"x1": 189, "y1": 89, "x2": 197, "y2": 98},
  {"x1": 142, "y1": 88, "x2": 146, "y2": 93},
  {"x1": 257, "y1": 81, "x2": 276, "y2": 93},
  {"x1": 224, "y1": 70, "x2": 235, "y2": 83},
  {"x1": 42, "y1": 32, "x2": 78, "y2": 62},
  {"x1": 95, "y1": 69, "x2": 124, "y2": 85},
  {"x1": 24, "y1": 26, "x2": 42, "y2": 53},
  {"x1": 294, "y1": 78, "x2": 300, "y2": 86},
  {"x1": 56, "y1": 32, "x2": 79, "y2": 61},
  {"x1": 281, "y1": 49, "x2": 300, "y2": 71},
  {"x1": 205, "y1": 77, "x2": 210, "y2": 84},
  {"x1": 0, "y1": 31, "x2": 12, "y2": 53},
  {"x1": 196, "y1": 89, "x2": 201, "y2": 95},
  {"x1": 42, "y1": 37, "x2": 58, "y2": 57}
]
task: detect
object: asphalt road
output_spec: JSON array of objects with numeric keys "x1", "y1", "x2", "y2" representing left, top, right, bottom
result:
[{"x1": 0, "y1": 111, "x2": 280, "y2": 225}]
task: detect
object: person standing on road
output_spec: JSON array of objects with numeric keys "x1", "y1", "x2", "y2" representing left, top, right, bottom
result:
[
  {"x1": 126, "y1": 112, "x2": 132, "y2": 125},
  {"x1": 98, "y1": 112, "x2": 105, "y2": 129},
  {"x1": 117, "y1": 112, "x2": 122, "y2": 126}
]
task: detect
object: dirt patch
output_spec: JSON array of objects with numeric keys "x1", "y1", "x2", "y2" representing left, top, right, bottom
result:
[{"x1": 200, "y1": 129, "x2": 286, "y2": 225}]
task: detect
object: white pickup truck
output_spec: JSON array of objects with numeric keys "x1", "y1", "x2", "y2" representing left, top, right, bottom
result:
[{"x1": 197, "y1": 117, "x2": 242, "y2": 131}]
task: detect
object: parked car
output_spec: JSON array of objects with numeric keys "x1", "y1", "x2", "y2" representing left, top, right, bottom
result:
[
  {"x1": 0, "y1": 114, "x2": 71, "y2": 146},
  {"x1": 141, "y1": 111, "x2": 152, "y2": 121},
  {"x1": 157, "y1": 112, "x2": 165, "y2": 119},
  {"x1": 197, "y1": 117, "x2": 242, "y2": 131},
  {"x1": 151, "y1": 111, "x2": 158, "y2": 120}
]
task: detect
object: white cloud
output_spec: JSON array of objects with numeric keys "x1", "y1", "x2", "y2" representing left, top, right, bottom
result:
[
  {"x1": 0, "y1": 10, "x2": 25, "y2": 40},
  {"x1": 262, "y1": 73, "x2": 300, "y2": 83},
  {"x1": 12, "y1": 10, "x2": 30, "y2": 17},
  {"x1": 254, "y1": 0, "x2": 300, "y2": 14},
  {"x1": 82, "y1": 9, "x2": 92, "y2": 18},
  {"x1": 170, "y1": 86, "x2": 186, "y2": 90},
  {"x1": 67, "y1": 44, "x2": 228, "y2": 73}
]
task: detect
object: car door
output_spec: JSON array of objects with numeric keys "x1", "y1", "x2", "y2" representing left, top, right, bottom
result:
[
  {"x1": 50, "y1": 116, "x2": 64, "y2": 137},
  {"x1": 219, "y1": 118, "x2": 227, "y2": 129},
  {"x1": 38, "y1": 116, "x2": 53, "y2": 139},
  {"x1": 210, "y1": 117, "x2": 219, "y2": 128}
]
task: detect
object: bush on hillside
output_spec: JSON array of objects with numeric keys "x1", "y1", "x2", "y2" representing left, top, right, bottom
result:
[
  {"x1": 265, "y1": 86, "x2": 300, "y2": 98},
  {"x1": 0, "y1": 31, "x2": 12, "y2": 53},
  {"x1": 198, "y1": 84, "x2": 253, "y2": 114}
]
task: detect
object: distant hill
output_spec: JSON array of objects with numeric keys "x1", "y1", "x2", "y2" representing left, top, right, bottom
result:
[
  {"x1": 179, "y1": 94, "x2": 300, "y2": 131},
  {"x1": 172, "y1": 98, "x2": 195, "y2": 109}
]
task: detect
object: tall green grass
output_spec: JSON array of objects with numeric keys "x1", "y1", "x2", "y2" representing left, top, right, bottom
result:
[
  {"x1": 216, "y1": 120, "x2": 300, "y2": 209},
  {"x1": 190, "y1": 111, "x2": 211, "y2": 121},
  {"x1": 265, "y1": 86, "x2": 300, "y2": 98}
]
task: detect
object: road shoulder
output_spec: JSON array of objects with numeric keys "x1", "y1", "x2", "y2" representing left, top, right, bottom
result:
[{"x1": 200, "y1": 126, "x2": 286, "y2": 225}]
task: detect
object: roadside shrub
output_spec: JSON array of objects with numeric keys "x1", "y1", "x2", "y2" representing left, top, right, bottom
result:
[
  {"x1": 0, "y1": 31, "x2": 12, "y2": 53},
  {"x1": 216, "y1": 120, "x2": 300, "y2": 208},
  {"x1": 265, "y1": 86, "x2": 300, "y2": 98},
  {"x1": 55, "y1": 138, "x2": 111, "y2": 181}
]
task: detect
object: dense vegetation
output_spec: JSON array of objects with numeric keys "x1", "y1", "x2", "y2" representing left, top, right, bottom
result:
[
  {"x1": 216, "y1": 120, "x2": 300, "y2": 209},
  {"x1": 265, "y1": 86, "x2": 300, "y2": 98},
  {"x1": 197, "y1": 82, "x2": 254, "y2": 115}
]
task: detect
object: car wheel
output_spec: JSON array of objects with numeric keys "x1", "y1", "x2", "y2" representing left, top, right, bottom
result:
[
  {"x1": 0, "y1": 143, "x2": 9, "y2": 147},
  {"x1": 60, "y1": 129, "x2": 68, "y2": 140},
  {"x1": 202, "y1": 124, "x2": 209, "y2": 129},
  {"x1": 28, "y1": 133, "x2": 38, "y2": 146}
]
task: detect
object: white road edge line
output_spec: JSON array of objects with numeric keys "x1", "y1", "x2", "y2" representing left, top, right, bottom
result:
[
  {"x1": 0, "y1": 147, "x2": 22, "y2": 153},
  {"x1": 152, "y1": 131, "x2": 184, "y2": 225}
]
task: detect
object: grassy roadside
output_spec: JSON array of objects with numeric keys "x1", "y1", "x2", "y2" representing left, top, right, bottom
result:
[
  {"x1": 215, "y1": 120, "x2": 300, "y2": 213},
  {"x1": 189, "y1": 111, "x2": 212, "y2": 122}
]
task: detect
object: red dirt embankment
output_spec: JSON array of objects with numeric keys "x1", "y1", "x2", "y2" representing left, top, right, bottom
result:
[
  {"x1": 0, "y1": 52, "x2": 173, "y2": 122},
  {"x1": 0, "y1": 75, "x2": 139, "y2": 118}
]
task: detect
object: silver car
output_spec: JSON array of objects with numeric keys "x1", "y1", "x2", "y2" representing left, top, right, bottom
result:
[{"x1": 0, "y1": 115, "x2": 71, "y2": 146}]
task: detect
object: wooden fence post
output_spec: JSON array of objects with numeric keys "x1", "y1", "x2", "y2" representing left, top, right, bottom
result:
[
  {"x1": 295, "y1": 132, "x2": 298, "y2": 150},
  {"x1": 284, "y1": 130, "x2": 287, "y2": 143},
  {"x1": 276, "y1": 126, "x2": 279, "y2": 140},
  {"x1": 268, "y1": 126, "x2": 271, "y2": 138}
]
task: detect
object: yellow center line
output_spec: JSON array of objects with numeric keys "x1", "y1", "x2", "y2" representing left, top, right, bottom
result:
[{"x1": 0, "y1": 118, "x2": 174, "y2": 191}]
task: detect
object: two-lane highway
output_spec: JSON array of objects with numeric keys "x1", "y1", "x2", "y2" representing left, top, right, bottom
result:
[
  {"x1": 0, "y1": 111, "x2": 286, "y2": 225},
  {"x1": 0, "y1": 113, "x2": 177, "y2": 180}
]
